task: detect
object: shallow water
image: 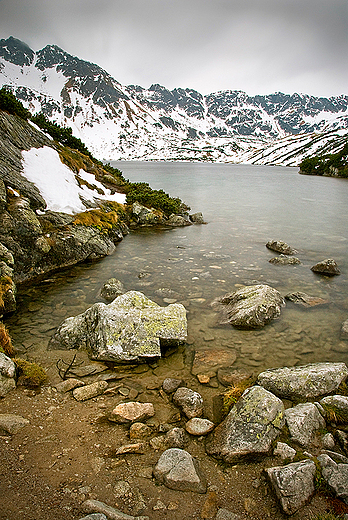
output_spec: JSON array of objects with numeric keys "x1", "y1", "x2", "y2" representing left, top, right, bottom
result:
[{"x1": 6, "y1": 162, "x2": 348, "y2": 374}]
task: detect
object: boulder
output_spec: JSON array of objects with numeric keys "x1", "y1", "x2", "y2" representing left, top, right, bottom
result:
[
  {"x1": 273, "y1": 442, "x2": 296, "y2": 461},
  {"x1": 165, "y1": 427, "x2": 188, "y2": 449},
  {"x1": 311, "y1": 258, "x2": 340, "y2": 276},
  {"x1": 166, "y1": 214, "x2": 191, "y2": 227},
  {"x1": 318, "y1": 453, "x2": 348, "y2": 504},
  {"x1": 0, "y1": 413, "x2": 30, "y2": 435},
  {"x1": 0, "y1": 352, "x2": 16, "y2": 397},
  {"x1": 108, "y1": 402, "x2": 155, "y2": 424},
  {"x1": 285, "y1": 292, "x2": 329, "y2": 307},
  {"x1": 284, "y1": 402, "x2": 325, "y2": 447},
  {"x1": 189, "y1": 212, "x2": 206, "y2": 224},
  {"x1": 49, "y1": 291, "x2": 187, "y2": 363},
  {"x1": 153, "y1": 448, "x2": 207, "y2": 493},
  {"x1": 206, "y1": 385, "x2": 284, "y2": 463},
  {"x1": 212, "y1": 284, "x2": 285, "y2": 329},
  {"x1": 256, "y1": 362, "x2": 348, "y2": 401},
  {"x1": 266, "y1": 460, "x2": 316, "y2": 515},
  {"x1": 266, "y1": 240, "x2": 297, "y2": 255},
  {"x1": 100, "y1": 278, "x2": 125, "y2": 302},
  {"x1": 320, "y1": 395, "x2": 348, "y2": 423},
  {"x1": 269, "y1": 255, "x2": 301, "y2": 265},
  {"x1": 162, "y1": 378, "x2": 182, "y2": 394},
  {"x1": 172, "y1": 387, "x2": 204, "y2": 419},
  {"x1": 132, "y1": 202, "x2": 163, "y2": 226}
]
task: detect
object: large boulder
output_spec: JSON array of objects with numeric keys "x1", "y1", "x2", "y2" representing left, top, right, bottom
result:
[
  {"x1": 257, "y1": 362, "x2": 348, "y2": 401},
  {"x1": 320, "y1": 395, "x2": 348, "y2": 423},
  {"x1": 206, "y1": 385, "x2": 284, "y2": 463},
  {"x1": 49, "y1": 291, "x2": 187, "y2": 363},
  {"x1": 153, "y1": 448, "x2": 207, "y2": 493},
  {"x1": 212, "y1": 284, "x2": 285, "y2": 329},
  {"x1": 266, "y1": 460, "x2": 316, "y2": 515}
]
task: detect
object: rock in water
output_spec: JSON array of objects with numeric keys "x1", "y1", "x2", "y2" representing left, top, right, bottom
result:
[
  {"x1": 206, "y1": 385, "x2": 284, "y2": 463},
  {"x1": 257, "y1": 362, "x2": 348, "y2": 401},
  {"x1": 49, "y1": 291, "x2": 187, "y2": 363},
  {"x1": 266, "y1": 240, "x2": 297, "y2": 255},
  {"x1": 100, "y1": 278, "x2": 125, "y2": 302},
  {"x1": 153, "y1": 448, "x2": 207, "y2": 493},
  {"x1": 266, "y1": 460, "x2": 316, "y2": 515},
  {"x1": 213, "y1": 284, "x2": 285, "y2": 329},
  {"x1": 311, "y1": 258, "x2": 340, "y2": 276}
]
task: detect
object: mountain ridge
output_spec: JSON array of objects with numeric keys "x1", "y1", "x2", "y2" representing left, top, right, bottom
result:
[{"x1": 1, "y1": 36, "x2": 347, "y2": 165}]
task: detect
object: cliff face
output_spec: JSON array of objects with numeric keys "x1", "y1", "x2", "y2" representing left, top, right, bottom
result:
[{"x1": 0, "y1": 109, "x2": 128, "y2": 316}]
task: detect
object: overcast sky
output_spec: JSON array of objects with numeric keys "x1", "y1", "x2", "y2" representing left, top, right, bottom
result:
[{"x1": 0, "y1": 0, "x2": 347, "y2": 97}]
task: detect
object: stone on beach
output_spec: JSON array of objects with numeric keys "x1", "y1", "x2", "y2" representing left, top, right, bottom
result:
[{"x1": 153, "y1": 448, "x2": 207, "y2": 493}]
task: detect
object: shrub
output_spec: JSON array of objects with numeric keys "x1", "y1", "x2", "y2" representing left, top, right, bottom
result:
[
  {"x1": 125, "y1": 182, "x2": 185, "y2": 216},
  {"x1": 0, "y1": 86, "x2": 31, "y2": 120},
  {"x1": 221, "y1": 377, "x2": 254, "y2": 417}
]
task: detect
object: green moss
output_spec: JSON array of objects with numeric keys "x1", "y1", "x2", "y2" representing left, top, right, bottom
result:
[{"x1": 14, "y1": 358, "x2": 47, "y2": 387}]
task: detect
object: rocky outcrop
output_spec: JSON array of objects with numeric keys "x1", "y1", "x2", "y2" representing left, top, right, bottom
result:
[
  {"x1": 212, "y1": 284, "x2": 285, "y2": 329},
  {"x1": 49, "y1": 291, "x2": 187, "y2": 364},
  {"x1": 257, "y1": 363, "x2": 348, "y2": 401},
  {"x1": 206, "y1": 385, "x2": 284, "y2": 463}
]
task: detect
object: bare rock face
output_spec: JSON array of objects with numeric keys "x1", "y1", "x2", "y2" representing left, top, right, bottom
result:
[
  {"x1": 206, "y1": 385, "x2": 284, "y2": 463},
  {"x1": 153, "y1": 448, "x2": 207, "y2": 493},
  {"x1": 266, "y1": 460, "x2": 316, "y2": 515},
  {"x1": 266, "y1": 240, "x2": 297, "y2": 255},
  {"x1": 257, "y1": 362, "x2": 348, "y2": 401},
  {"x1": 213, "y1": 284, "x2": 285, "y2": 329},
  {"x1": 311, "y1": 258, "x2": 340, "y2": 276},
  {"x1": 49, "y1": 291, "x2": 187, "y2": 364}
]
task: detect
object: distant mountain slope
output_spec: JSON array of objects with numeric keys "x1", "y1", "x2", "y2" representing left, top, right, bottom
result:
[{"x1": 1, "y1": 36, "x2": 347, "y2": 165}]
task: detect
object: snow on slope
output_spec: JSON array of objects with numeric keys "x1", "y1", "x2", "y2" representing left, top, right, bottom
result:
[{"x1": 21, "y1": 146, "x2": 125, "y2": 214}]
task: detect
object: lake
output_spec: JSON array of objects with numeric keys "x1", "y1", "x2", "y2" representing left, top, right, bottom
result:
[{"x1": 7, "y1": 162, "x2": 348, "y2": 375}]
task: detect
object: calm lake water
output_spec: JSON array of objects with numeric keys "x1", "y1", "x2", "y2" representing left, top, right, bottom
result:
[{"x1": 7, "y1": 162, "x2": 348, "y2": 375}]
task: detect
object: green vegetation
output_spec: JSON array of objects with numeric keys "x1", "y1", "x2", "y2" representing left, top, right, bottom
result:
[
  {"x1": 221, "y1": 377, "x2": 254, "y2": 418},
  {"x1": 299, "y1": 141, "x2": 348, "y2": 178},
  {"x1": 0, "y1": 86, "x2": 31, "y2": 120},
  {"x1": 0, "y1": 88, "x2": 187, "y2": 216},
  {"x1": 14, "y1": 358, "x2": 47, "y2": 387}
]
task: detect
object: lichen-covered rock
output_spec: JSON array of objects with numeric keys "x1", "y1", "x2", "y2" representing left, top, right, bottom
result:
[
  {"x1": 320, "y1": 395, "x2": 348, "y2": 423},
  {"x1": 206, "y1": 385, "x2": 284, "y2": 463},
  {"x1": 266, "y1": 240, "x2": 297, "y2": 255},
  {"x1": 311, "y1": 258, "x2": 340, "y2": 276},
  {"x1": 318, "y1": 453, "x2": 348, "y2": 504},
  {"x1": 266, "y1": 460, "x2": 316, "y2": 515},
  {"x1": 257, "y1": 362, "x2": 348, "y2": 401},
  {"x1": 269, "y1": 254, "x2": 301, "y2": 265},
  {"x1": 172, "y1": 387, "x2": 204, "y2": 419},
  {"x1": 213, "y1": 284, "x2": 285, "y2": 329},
  {"x1": 189, "y1": 212, "x2": 206, "y2": 224},
  {"x1": 273, "y1": 442, "x2": 296, "y2": 461},
  {"x1": 0, "y1": 352, "x2": 16, "y2": 397},
  {"x1": 49, "y1": 291, "x2": 187, "y2": 363},
  {"x1": 153, "y1": 448, "x2": 207, "y2": 493},
  {"x1": 100, "y1": 278, "x2": 125, "y2": 302},
  {"x1": 166, "y1": 214, "x2": 191, "y2": 227},
  {"x1": 132, "y1": 202, "x2": 164, "y2": 226},
  {"x1": 285, "y1": 402, "x2": 325, "y2": 447}
]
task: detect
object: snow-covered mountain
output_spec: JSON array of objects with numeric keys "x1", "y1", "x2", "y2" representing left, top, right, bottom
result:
[{"x1": 1, "y1": 36, "x2": 347, "y2": 165}]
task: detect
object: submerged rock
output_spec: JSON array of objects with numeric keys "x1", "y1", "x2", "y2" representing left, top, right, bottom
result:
[
  {"x1": 285, "y1": 291, "x2": 329, "y2": 307},
  {"x1": 311, "y1": 258, "x2": 340, "y2": 276},
  {"x1": 266, "y1": 460, "x2": 316, "y2": 515},
  {"x1": 100, "y1": 278, "x2": 125, "y2": 302},
  {"x1": 266, "y1": 240, "x2": 297, "y2": 255},
  {"x1": 213, "y1": 284, "x2": 285, "y2": 329},
  {"x1": 206, "y1": 385, "x2": 284, "y2": 463},
  {"x1": 257, "y1": 362, "x2": 348, "y2": 401},
  {"x1": 49, "y1": 291, "x2": 187, "y2": 364}
]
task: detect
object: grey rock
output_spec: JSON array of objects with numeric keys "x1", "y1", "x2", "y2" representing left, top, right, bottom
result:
[
  {"x1": 54, "y1": 378, "x2": 85, "y2": 393},
  {"x1": 166, "y1": 214, "x2": 192, "y2": 227},
  {"x1": 336, "y1": 430, "x2": 348, "y2": 456},
  {"x1": 72, "y1": 381, "x2": 108, "y2": 401},
  {"x1": 322, "y1": 433, "x2": 336, "y2": 450},
  {"x1": 213, "y1": 284, "x2": 285, "y2": 329},
  {"x1": 285, "y1": 402, "x2": 325, "y2": 447},
  {"x1": 100, "y1": 278, "x2": 125, "y2": 302},
  {"x1": 273, "y1": 442, "x2": 296, "y2": 461},
  {"x1": 0, "y1": 353, "x2": 16, "y2": 397},
  {"x1": 269, "y1": 254, "x2": 301, "y2": 265},
  {"x1": 172, "y1": 387, "x2": 204, "y2": 419},
  {"x1": 153, "y1": 448, "x2": 207, "y2": 493},
  {"x1": 320, "y1": 395, "x2": 348, "y2": 423},
  {"x1": 318, "y1": 453, "x2": 348, "y2": 504},
  {"x1": 165, "y1": 427, "x2": 188, "y2": 448},
  {"x1": 342, "y1": 320, "x2": 348, "y2": 339},
  {"x1": 50, "y1": 291, "x2": 187, "y2": 363},
  {"x1": 257, "y1": 362, "x2": 348, "y2": 401},
  {"x1": 0, "y1": 413, "x2": 30, "y2": 435},
  {"x1": 189, "y1": 212, "x2": 206, "y2": 224},
  {"x1": 206, "y1": 385, "x2": 284, "y2": 463},
  {"x1": 285, "y1": 291, "x2": 329, "y2": 307},
  {"x1": 79, "y1": 515, "x2": 107, "y2": 520},
  {"x1": 132, "y1": 202, "x2": 163, "y2": 226},
  {"x1": 266, "y1": 240, "x2": 297, "y2": 255},
  {"x1": 108, "y1": 402, "x2": 155, "y2": 424},
  {"x1": 266, "y1": 459, "x2": 316, "y2": 515},
  {"x1": 162, "y1": 377, "x2": 182, "y2": 394},
  {"x1": 185, "y1": 418, "x2": 215, "y2": 436},
  {"x1": 321, "y1": 450, "x2": 348, "y2": 464},
  {"x1": 216, "y1": 509, "x2": 241, "y2": 520},
  {"x1": 82, "y1": 499, "x2": 149, "y2": 520},
  {"x1": 311, "y1": 258, "x2": 340, "y2": 276}
]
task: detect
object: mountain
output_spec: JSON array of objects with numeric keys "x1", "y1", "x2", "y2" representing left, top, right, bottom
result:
[{"x1": 1, "y1": 36, "x2": 347, "y2": 165}]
